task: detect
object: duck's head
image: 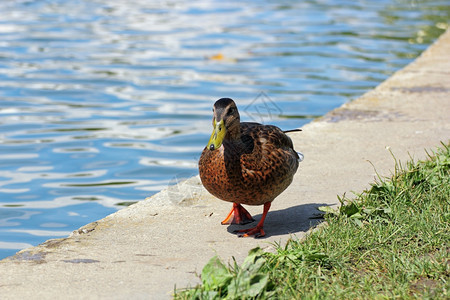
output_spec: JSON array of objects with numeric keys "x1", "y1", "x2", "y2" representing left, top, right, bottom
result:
[{"x1": 207, "y1": 98, "x2": 240, "y2": 151}]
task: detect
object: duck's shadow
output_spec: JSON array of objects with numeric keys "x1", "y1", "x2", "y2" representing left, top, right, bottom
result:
[{"x1": 226, "y1": 203, "x2": 331, "y2": 238}]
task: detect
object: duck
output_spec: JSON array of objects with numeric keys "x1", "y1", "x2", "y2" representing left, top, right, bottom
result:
[{"x1": 198, "y1": 98, "x2": 302, "y2": 237}]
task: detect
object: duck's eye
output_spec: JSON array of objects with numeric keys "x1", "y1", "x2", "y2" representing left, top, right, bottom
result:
[{"x1": 227, "y1": 107, "x2": 235, "y2": 115}]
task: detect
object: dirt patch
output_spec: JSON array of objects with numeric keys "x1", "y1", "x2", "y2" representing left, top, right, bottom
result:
[
  {"x1": 323, "y1": 108, "x2": 402, "y2": 123},
  {"x1": 10, "y1": 251, "x2": 48, "y2": 264},
  {"x1": 410, "y1": 277, "x2": 440, "y2": 297}
]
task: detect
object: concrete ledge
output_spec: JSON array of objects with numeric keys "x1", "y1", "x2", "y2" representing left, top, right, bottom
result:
[{"x1": 1, "y1": 30, "x2": 449, "y2": 299}]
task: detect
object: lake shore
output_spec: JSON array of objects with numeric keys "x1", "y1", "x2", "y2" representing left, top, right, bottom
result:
[{"x1": 1, "y1": 29, "x2": 449, "y2": 299}]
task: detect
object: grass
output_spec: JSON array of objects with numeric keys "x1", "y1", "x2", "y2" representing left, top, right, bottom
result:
[{"x1": 175, "y1": 142, "x2": 449, "y2": 299}]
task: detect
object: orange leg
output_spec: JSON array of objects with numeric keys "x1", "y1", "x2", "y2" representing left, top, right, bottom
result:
[
  {"x1": 221, "y1": 203, "x2": 255, "y2": 225},
  {"x1": 236, "y1": 202, "x2": 271, "y2": 238}
]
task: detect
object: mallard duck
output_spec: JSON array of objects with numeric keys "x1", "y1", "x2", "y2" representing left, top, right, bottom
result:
[{"x1": 199, "y1": 98, "x2": 302, "y2": 237}]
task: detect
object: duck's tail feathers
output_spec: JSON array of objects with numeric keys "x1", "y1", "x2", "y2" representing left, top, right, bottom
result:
[{"x1": 283, "y1": 129, "x2": 302, "y2": 134}]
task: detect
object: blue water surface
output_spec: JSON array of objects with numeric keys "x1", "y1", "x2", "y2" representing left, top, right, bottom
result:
[{"x1": 0, "y1": 0, "x2": 448, "y2": 258}]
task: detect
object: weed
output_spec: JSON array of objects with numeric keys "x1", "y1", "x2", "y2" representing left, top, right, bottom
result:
[{"x1": 176, "y1": 142, "x2": 449, "y2": 299}]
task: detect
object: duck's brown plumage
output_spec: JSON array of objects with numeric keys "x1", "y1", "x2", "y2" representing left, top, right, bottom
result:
[
  {"x1": 198, "y1": 98, "x2": 301, "y2": 237},
  {"x1": 199, "y1": 122, "x2": 298, "y2": 205}
]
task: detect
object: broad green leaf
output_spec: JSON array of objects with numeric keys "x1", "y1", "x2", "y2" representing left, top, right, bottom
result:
[
  {"x1": 240, "y1": 248, "x2": 265, "y2": 274},
  {"x1": 349, "y1": 212, "x2": 363, "y2": 220},
  {"x1": 340, "y1": 202, "x2": 360, "y2": 217},
  {"x1": 228, "y1": 273, "x2": 269, "y2": 298},
  {"x1": 318, "y1": 206, "x2": 338, "y2": 215},
  {"x1": 352, "y1": 218, "x2": 363, "y2": 227},
  {"x1": 246, "y1": 274, "x2": 269, "y2": 297},
  {"x1": 201, "y1": 256, "x2": 232, "y2": 291}
]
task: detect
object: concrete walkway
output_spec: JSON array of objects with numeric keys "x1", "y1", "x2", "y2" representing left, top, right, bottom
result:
[{"x1": 1, "y1": 30, "x2": 449, "y2": 299}]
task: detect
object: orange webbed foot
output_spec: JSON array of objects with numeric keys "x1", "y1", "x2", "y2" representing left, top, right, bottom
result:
[
  {"x1": 221, "y1": 203, "x2": 255, "y2": 225},
  {"x1": 235, "y1": 226, "x2": 265, "y2": 238},
  {"x1": 233, "y1": 201, "x2": 272, "y2": 238}
]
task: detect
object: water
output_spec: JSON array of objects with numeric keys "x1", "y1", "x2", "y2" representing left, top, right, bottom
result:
[{"x1": 0, "y1": 0, "x2": 448, "y2": 259}]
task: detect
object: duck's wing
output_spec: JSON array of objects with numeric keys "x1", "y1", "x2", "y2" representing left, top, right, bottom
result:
[{"x1": 240, "y1": 123, "x2": 299, "y2": 172}]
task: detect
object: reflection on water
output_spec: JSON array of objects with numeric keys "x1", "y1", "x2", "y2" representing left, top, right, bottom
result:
[{"x1": 0, "y1": 0, "x2": 448, "y2": 258}]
